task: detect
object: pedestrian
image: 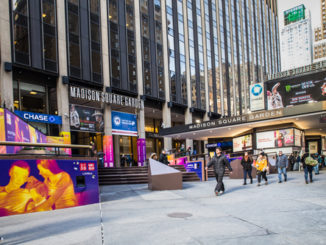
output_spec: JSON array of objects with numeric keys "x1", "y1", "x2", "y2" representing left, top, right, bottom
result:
[
  {"x1": 255, "y1": 153, "x2": 268, "y2": 186},
  {"x1": 302, "y1": 153, "x2": 314, "y2": 184},
  {"x1": 294, "y1": 154, "x2": 301, "y2": 171},
  {"x1": 159, "y1": 150, "x2": 169, "y2": 165},
  {"x1": 150, "y1": 153, "x2": 158, "y2": 161},
  {"x1": 276, "y1": 151, "x2": 288, "y2": 183},
  {"x1": 315, "y1": 153, "x2": 321, "y2": 174},
  {"x1": 179, "y1": 144, "x2": 186, "y2": 157},
  {"x1": 288, "y1": 153, "x2": 295, "y2": 171},
  {"x1": 205, "y1": 147, "x2": 233, "y2": 196},
  {"x1": 241, "y1": 151, "x2": 253, "y2": 185},
  {"x1": 121, "y1": 154, "x2": 128, "y2": 167},
  {"x1": 186, "y1": 146, "x2": 192, "y2": 156}
]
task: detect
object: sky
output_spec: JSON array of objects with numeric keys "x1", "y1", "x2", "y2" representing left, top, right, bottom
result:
[{"x1": 277, "y1": 0, "x2": 321, "y2": 30}]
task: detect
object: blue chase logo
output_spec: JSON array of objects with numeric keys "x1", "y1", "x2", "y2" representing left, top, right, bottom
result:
[
  {"x1": 113, "y1": 116, "x2": 121, "y2": 126},
  {"x1": 251, "y1": 84, "x2": 263, "y2": 97}
]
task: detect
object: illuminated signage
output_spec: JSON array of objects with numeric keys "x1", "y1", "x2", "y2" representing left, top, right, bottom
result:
[{"x1": 284, "y1": 4, "x2": 305, "y2": 26}]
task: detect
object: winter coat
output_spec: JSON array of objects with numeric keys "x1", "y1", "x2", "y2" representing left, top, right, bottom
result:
[
  {"x1": 276, "y1": 154, "x2": 288, "y2": 168},
  {"x1": 159, "y1": 153, "x2": 169, "y2": 165},
  {"x1": 207, "y1": 154, "x2": 232, "y2": 173},
  {"x1": 255, "y1": 158, "x2": 267, "y2": 172},
  {"x1": 241, "y1": 157, "x2": 253, "y2": 170}
]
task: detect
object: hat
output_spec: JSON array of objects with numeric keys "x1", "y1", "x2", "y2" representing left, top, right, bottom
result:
[{"x1": 92, "y1": 110, "x2": 103, "y2": 117}]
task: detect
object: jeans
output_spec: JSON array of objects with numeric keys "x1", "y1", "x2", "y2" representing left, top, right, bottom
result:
[
  {"x1": 243, "y1": 169, "x2": 252, "y2": 183},
  {"x1": 314, "y1": 164, "x2": 319, "y2": 174},
  {"x1": 257, "y1": 170, "x2": 267, "y2": 183},
  {"x1": 214, "y1": 171, "x2": 225, "y2": 192},
  {"x1": 278, "y1": 167, "x2": 287, "y2": 182},
  {"x1": 304, "y1": 166, "x2": 313, "y2": 182}
]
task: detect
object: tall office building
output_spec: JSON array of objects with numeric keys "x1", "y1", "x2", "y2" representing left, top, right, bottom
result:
[
  {"x1": 0, "y1": 0, "x2": 280, "y2": 165},
  {"x1": 280, "y1": 5, "x2": 312, "y2": 71},
  {"x1": 314, "y1": 0, "x2": 326, "y2": 62}
]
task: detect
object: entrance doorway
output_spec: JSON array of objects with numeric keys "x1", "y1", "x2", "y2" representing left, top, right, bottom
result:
[{"x1": 71, "y1": 131, "x2": 103, "y2": 156}]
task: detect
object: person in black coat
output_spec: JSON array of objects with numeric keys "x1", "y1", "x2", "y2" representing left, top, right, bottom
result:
[
  {"x1": 241, "y1": 152, "x2": 253, "y2": 185},
  {"x1": 159, "y1": 150, "x2": 169, "y2": 165},
  {"x1": 205, "y1": 147, "x2": 233, "y2": 196}
]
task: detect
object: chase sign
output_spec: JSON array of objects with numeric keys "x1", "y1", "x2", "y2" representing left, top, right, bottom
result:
[{"x1": 14, "y1": 110, "x2": 62, "y2": 125}]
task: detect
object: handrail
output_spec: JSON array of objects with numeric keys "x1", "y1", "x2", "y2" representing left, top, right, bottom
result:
[{"x1": 0, "y1": 141, "x2": 92, "y2": 149}]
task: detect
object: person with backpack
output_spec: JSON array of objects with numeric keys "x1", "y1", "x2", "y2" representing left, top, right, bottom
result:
[
  {"x1": 302, "y1": 153, "x2": 315, "y2": 184},
  {"x1": 276, "y1": 151, "x2": 288, "y2": 183},
  {"x1": 241, "y1": 152, "x2": 253, "y2": 185}
]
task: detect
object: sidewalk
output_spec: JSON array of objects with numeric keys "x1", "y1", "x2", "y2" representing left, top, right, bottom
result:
[{"x1": 1, "y1": 171, "x2": 326, "y2": 244}]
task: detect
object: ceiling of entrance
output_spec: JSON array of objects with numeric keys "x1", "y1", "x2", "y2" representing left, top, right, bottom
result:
[{"x1": 168, "y1": 112, "x2": 326, "y2": 140}]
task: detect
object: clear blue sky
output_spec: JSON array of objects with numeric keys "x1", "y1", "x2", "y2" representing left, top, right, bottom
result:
[{"x1": 278, "y1": 0, "x2": 321, "y2": 29}]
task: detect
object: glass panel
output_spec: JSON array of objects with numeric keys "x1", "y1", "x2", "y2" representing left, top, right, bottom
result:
[
  {"x1": 108, "y1": 0, "x2": 118, "y2": 23},
  {"x1": 13, "y1": 24, "x2": 29, "y2": 54},
  {"x1": 42, "y1": 0, "x2": 55, "y2": 25},
  {"x1": 69, "y1": 42, "x2": 80, "y2": 68},
  {"x1": 12, "y1": 0, "x2": 28, "y2": 15},
  {"x1": 44, "y1": 35, "x2": 56, "y2": 61}
]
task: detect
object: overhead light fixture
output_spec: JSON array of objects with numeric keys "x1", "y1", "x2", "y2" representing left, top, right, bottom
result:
[
  {"x1": 195, "y1": 119, "x2": 201, "y2": 123},
  {"x1": 42, "y1": 13, "x2": 47, "y2": 18},
  {"x1": 30, "y1": 91, "x2": 37, "y2": 95},
  {"x1": 14, "y1": 100, "x2": 19, "y2": 104},
  {"x1": 109, "y1": 15, "x2": 112, "y2": 19}
]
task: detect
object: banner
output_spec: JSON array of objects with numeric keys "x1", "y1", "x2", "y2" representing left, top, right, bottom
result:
[
  {"x1": 0, "y1": 108, "x2": 6, "y2": 154},
  {"x1": 185, "y1": 161, "x2": 203, "y2": 181},
  {"x1": 112, "y1": 111, "x2": 138, "y2": 136},
  {"x1": 70, "y1": 104, "x2": 104, "y2": 133},
  {"x1": 256, "y1": 128, "x2": 294, "y2": 149},
  {"x1": 137, "y1": 138, "x2": 146, "y2": 166},
  {"x1": 233, "y1": 135, "x2": 252, "y2": 152},
  {"x1": 294, "y1": 129, "x2": 302, "y2": 147},
  {"x1": 266, "y1": 77, "x2": 326, "y2": 110},
  {"x1": 0, "y1": 159, "x2": 99, "y2": 217},
  {"x1": 14, "y1": 110, "x2": 62, "y2": 125},
  {"x1": 103, "y1": 135, "x2": 114, "y2": 167},
  {"x1": 60, "y1": 131, "x2": 72, "y2": 156},
  {"x1": 250, "y1": 83, "x2": 265, "y2": 111}
]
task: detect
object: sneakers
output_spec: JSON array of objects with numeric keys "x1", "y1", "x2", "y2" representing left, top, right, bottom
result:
[
  {"x1": 278, "y1": 181, "x2": 282, "y2": 183},
  {"x1": 265, "y1": 181, "x2": 268, "y2": 185},
  {"x1": 305, "y1": 180, "x2": 308, "y2": 184},
  {"x1": 310, "y1": 179, "x2": 313, "y2": 183},
  {"x1": 284, "y1": 178, "x2": 287, "y2": 182},
  {"x1": 215, "y1": 190, "x2": 218, "y2": 196},
  {"x1": 219, "y1": 191, "x2": 224, "y2": 195},
  {"x1": 257, "y1": 183, "x2": 261, "y2": 187},
  {"x1": 250, "y1": 179, "x2": 253, "y2": 184},
  {"x1": 243, "y1": 182, "x2": 247, "y2": 185}
]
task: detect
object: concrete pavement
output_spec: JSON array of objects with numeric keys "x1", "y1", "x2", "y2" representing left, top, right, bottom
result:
[{"x1": 1, "y1": 171, "x2": 326, "y2": 244}]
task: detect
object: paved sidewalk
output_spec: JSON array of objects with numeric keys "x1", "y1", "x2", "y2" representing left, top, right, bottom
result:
[{"x1": 0, "y1": 171, "x2": 326, "y2": 244}]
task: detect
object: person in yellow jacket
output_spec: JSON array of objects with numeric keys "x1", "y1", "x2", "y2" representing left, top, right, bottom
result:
[{"x1": 255, "y1": 153, "x2": 268, "y2": 186}]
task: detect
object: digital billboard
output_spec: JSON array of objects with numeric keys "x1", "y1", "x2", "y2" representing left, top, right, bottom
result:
[
  {"x1": 0, "y1": 159, "x2": 99, "y2": 217},
  {"x1": 256, "y1": 129, "x2": 294, "y2": 149},
  {"x1": 233, "y1": 135, "x2": 252, "y2": 152}
]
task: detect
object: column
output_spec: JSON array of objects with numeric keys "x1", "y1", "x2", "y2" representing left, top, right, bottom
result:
[
  {"x1": 161, "y1": 0, "x2": 172, "y2": 151},
  {"x1": 101, "y1": 0, "x2": 114, "y2": 167},
  {"x1": 56, "y1": 0, "x2": 71, "y2": 150},
  {"x1": 135, "y1": 0, "x2": 146, "y2": 166},
  {"x1": 0, "y1": 2, "x2": 13, "y2": 110}
]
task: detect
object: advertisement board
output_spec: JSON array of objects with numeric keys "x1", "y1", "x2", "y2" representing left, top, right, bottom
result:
[
  {"x1": 103, "y1": 135, "x2": 114, "y2": 167},
  {"x1": 137, "y1": 138, "x2": 146, "y2": 166},
  {"x1": 185, "y1": 161, "x2": 203, "y2": 181},
  {"x1": 0, "y1": 159, "x2": 99, "y2": 217},
  {"x1": 233, "y1": 135, "x2": 252, "y2": 152},
  {"x1": 294, "y1": 129, "x2": 302, "y2": 147},
  {"x1": 0, "y1": 108, "x2": 6, "y2": 154},
  {"x1": 266, "y1": 78, "x2": 326, "y2": 110},
  {"x1": 250, "y1": 83, "x2": 265, "y2": 111},
  {"x1": 70, "y1": 104, "x2": 104, "y2": 133},
  {"x1": 256, "y1": 129, "x2": 294, "y2": 149},
  {"x1": 4, "y1": 110, "x2": 46, "y2": 154},
  {"x1": 14, "y1": 110, "x2": 62, "y2": 125},
  {"x1": 111, "y1": 111, "x2": 137, "y2": 136}
]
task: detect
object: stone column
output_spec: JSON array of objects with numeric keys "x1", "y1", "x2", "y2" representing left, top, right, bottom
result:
[
  {"x1": 56, "y1": 0, "x2": 70, "y2": 133},
  {"x1": 161, "y1": 0, "x2": 172, "y2": 151},
  {"x1": 114, "y1": 135, "x2": 120, "y2": 167},
  {"x1": 0, "y1": 2, "x2": 13, "y2": 110}
]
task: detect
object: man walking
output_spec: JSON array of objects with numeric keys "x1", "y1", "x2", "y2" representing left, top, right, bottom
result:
[
  {"x1": 205, "y1": 147, "x2": 233, "y2": 196},
  {"x1": 276, "y1": 151, "x2": 288, "y2": 183}
]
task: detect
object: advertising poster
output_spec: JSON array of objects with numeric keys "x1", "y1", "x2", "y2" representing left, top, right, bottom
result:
[
  {"x1": 112, "y1": 111, "x2": 138, "y2": 136},
  {"x1": 0, "y1": 108, "x2": 6, "y2": 154},
  {"x1": 294, "y1": 129, "x2": 302, "y2": 147},
  {"x1": 185, "y1": 161, "x2": 203, "y2": 181},
  {"x1": 167, "y1": 154, "x2": 175, "y2": 165},
  {"x1": 233, "y1": 135, "x2": 252, "y2": 152},
  {"x1": 175, "y1": 156, "x2": 188, "y2": 168},
  {"x1": 70, "y1": 104, "x2": 104, "y2": 133},
  {"x1": 256, "y1": 129, "x2": 294, "y2": 149},
  {"x1": 250, "y1": 83, "x2": 265, "y2": 111},
  {"x1": 0, "y1": 159, "x2": 99, "y2": 217},
  {"x1": 266, "y1": 77, "x2": 326, "y2": 110},
  {"x1": 103, "y1": 135, "x2": 114, "y2": 167},
  {"x1": 60, "y1": 131, "x2": 72, "y2": 156},
  {"x1": 46, "y1": 136, "x2": 66, "y2": 155},
  {"x1": 137, "y1": 138, "x2": 146, "y2": 166}
]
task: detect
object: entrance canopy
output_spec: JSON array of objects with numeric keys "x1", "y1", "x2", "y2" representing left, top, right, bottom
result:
[{"x1": 159, "y1": 102, "x2": 326, "y2": 140}]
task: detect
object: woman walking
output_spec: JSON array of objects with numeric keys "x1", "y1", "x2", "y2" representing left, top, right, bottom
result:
[
  {"x1": 255, "y1": 153, "x2": 268, "y2": 186},
  {"x1": 241, "y1": 152, "x2": 253, "y2": 185}
]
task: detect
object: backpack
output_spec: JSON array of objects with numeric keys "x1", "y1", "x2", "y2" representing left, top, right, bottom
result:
[{"x1": 305, "y1": 156, "x2": 318, "y2": 166}]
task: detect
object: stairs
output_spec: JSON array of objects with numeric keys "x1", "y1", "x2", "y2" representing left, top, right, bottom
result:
[
  {"x1": 98, "y1": 164, "x2": 202, "y2": 185},
  {"x1": 171, "y1": 165, "x2": 201, "y2": 182},
  {"x1": 98, "y1": 167, "x2": 148, "y2": 185}
]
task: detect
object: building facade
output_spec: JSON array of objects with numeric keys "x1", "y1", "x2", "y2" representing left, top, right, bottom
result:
[
  {"x1": 280, "y1": 5, "x2": 312, "y2": 71},
  {"x1": 0, "y1": 0, "x2": 280, "y2": 166},
  {"x1": 314, "y1": 0, "x2": 326, "y2": 62}
]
